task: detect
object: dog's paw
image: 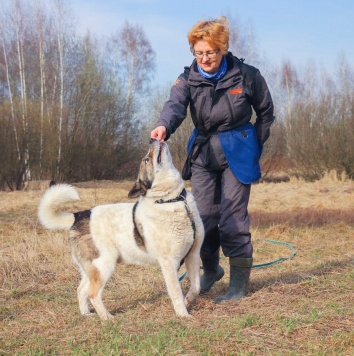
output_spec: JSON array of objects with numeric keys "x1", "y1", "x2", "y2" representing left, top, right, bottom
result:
[
  {"x1": 178, "y1": 312, "x2": 191, "y2": 318},
  {"x1": 82, "y1": 312, "x2": 95, "y2": 317},
  {"x1": 184, "y1": 293, "x2": 197, "y2": 308},
  {"x1": 100, "y1": 312, "x2": 114, "y2": 321},
  {"x1": 175, "y1": 308, "x2": 191, "y2": 318}
]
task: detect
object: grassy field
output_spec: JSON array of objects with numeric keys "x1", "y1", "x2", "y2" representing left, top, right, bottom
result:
[{"x1": 1, "y1": 177, "x2": 353, "y2": 355}]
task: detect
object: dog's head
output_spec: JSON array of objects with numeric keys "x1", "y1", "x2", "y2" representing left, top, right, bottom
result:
[{"x1": 128, "y1": 138, "x2": 183, "y2": 199}]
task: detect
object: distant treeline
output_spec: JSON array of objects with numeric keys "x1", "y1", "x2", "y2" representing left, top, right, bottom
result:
[{"x1": 0, "y1": 0, "x2": 353, "y2": 190}]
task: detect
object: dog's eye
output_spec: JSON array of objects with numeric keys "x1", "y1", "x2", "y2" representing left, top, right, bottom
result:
[{"x1": 144, "y1": 158, "x2": 149, "y2": 164}]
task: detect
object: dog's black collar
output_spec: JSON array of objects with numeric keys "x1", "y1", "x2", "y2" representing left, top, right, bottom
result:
[{"x1": 154, "y1": 188, "x2": 187, "y2": 204}]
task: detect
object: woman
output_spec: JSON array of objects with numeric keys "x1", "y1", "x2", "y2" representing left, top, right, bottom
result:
[{"x1": 151, "y1": 17, "x2": 274, "y2": 302}]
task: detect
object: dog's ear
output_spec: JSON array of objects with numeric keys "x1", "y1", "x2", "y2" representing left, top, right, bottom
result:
[{"x1": 128, "y1": 181, "x2": 145, "y2": 198}]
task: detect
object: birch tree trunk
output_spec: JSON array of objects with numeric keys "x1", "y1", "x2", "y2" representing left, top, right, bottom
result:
[
  {"x1": 281, "y1": 62, "x2": 298, "y2": 155},
  {"x1": 13, "y1": 0, "x2": 31, "y2": 183},
  {"x1": 35, "y1": 1, "x2": 46, "y2": 177},
  {"x1": 0, "y1": 31, "x2": 21, "y2": 161},
  {"x1": 54, "y1": 0, "x2": 65, "y2": 176},
  {"x1": 117, "y1": 21, "x2": 155, "y2": 119}
]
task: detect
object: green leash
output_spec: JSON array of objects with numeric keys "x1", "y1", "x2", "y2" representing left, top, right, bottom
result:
[
  {"x1": 178, "y1": 239, "x2": 297, "y2": 281},
  {"x1": 252, "y1": 239, "x2": 297, "y2": 269}
]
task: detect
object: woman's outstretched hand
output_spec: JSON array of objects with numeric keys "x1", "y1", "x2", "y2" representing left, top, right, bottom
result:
[{"x1": 150, "y1": 126, "x2": 167, "y2": 142}]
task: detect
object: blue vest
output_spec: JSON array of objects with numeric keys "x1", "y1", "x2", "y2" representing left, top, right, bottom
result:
[{"x1": 187, "y1": 123, "x2": 263, "y2": 184}]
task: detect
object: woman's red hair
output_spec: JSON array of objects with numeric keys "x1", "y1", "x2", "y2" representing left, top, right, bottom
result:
[{"x1": 187, "y1": 16, "x2": 229, "y2": 54}]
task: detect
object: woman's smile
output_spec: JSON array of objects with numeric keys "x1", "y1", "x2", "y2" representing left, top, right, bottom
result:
[{"x1": 194, "y1": 39, "x2": 223, "y2": 74}]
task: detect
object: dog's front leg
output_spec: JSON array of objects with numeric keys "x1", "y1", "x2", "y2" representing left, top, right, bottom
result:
[
  {"x1": 184, "y1": 249, "x2": 201, "y2": 308},
  {"x1": 159, "y1": 259, "x2": 190, "y2": 317}
]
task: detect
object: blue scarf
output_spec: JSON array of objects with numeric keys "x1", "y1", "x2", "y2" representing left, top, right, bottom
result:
[{"x1": 197, "y1": 56, "x2": 227, "y2": 82}]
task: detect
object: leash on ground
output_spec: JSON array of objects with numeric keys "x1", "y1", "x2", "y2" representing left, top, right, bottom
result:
[{"x1": 178, "y1": 239, "x2": 297, "y2": 281}]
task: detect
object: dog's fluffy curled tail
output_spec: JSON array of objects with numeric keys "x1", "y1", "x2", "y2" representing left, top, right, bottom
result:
[{"x1": 38, "y1": 184, "x2": 79, "y2": 230}]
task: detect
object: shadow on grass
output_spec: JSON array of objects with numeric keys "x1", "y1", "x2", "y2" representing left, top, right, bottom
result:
[
  {"x1": 212, "y1": 257, "x2": 354, "y2": 296},
  {"x1": 110, "y1": 256, "x2": 354, "y2": 313},
  {"x1": 107, "y1": 290, "x2": 168, "y2": 316},
  {"x1": 201, "y1": 258, "x2": 354, "y2": 301}
]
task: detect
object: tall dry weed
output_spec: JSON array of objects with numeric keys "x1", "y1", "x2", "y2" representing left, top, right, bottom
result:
[
  {"x1": 322, "y1": 169, "x2": 348, "y2": 183},
  {"x1": 1, "y1": 227, "x2": 72, "y2": 291}
]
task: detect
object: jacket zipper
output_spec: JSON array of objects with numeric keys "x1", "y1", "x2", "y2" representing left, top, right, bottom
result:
[{"x1": 198, "y1": 96, "x2": 206, "y2": 129}]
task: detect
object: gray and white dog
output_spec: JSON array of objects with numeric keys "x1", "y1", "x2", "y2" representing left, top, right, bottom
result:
[{"x1": 38, "y1": 139, "x2": 204, "y2": 320}]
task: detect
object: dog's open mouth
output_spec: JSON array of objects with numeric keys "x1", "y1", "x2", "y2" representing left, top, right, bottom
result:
[{"x1": 157, "y1": 143, "x2": 163, "y2": 164}]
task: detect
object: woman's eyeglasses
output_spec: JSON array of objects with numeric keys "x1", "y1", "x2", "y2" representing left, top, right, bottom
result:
[{"x1": 193, "y1": 50, "x2": 220, "y2": 59}]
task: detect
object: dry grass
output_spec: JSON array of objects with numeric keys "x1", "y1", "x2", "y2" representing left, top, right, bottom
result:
[{"x1": 1, "y1": 178, "x2": 353, "y2": 355}]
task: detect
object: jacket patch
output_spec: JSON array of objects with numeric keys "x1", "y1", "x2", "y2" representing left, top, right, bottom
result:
[
  {"x1": 174, "y1": 79, "x2": 180, "y2": 86},
  {"x1": 230, "y1": 87, "x2": 243, "y2": 95}
]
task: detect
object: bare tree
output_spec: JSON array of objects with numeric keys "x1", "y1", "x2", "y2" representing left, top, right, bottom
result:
[
  {"x1": 0, "y1": 19, "x2": 21, "y2": 162},
  {"x1": 14, "y1": 0, "x2": 31, "y2": 183},
  {"x1": 280, "y1": 60, "x2": 301, "y2": 157},
  {"x1": 53, "y1": 0, "x2": 65, "y2": 177},
  {"x1": 33, "y1": 0, "x2": 48, "y2": 176},
  {"x1": 228, "y1": 15, "x2": 262, "y2": 66},
  {"x1": 332, "y1": 55, "x2": 354, "y2": 178},
  {"x1": 0, "y1": 0, "x2": 32, "y2": 188},
  {"x1": 108, "y1": 21, "x2": 156, "y2": 117}
]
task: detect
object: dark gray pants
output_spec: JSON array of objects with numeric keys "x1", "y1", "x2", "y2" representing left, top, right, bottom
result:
[{"x1": 191, "y1": 134, "x2": 253, "y2": 259}]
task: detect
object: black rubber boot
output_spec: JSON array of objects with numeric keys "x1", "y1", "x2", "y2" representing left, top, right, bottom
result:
[
  {"x1": 200, "y1": 249, "x2": 225, "y2": 294},
  {"x1": 214, "y1": 257, "x2": 253, "y2": 303}
]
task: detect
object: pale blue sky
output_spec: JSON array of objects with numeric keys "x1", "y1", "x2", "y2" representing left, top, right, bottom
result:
[{"x1": 71, "y1": 0, "x2": 354, "y2": 86}]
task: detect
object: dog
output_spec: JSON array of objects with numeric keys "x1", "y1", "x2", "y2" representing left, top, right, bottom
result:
[{"x1": 38, "y1": 139, "x2": 204, "y2": 320}]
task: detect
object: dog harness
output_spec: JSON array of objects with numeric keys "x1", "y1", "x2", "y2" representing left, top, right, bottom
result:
[
  {"x1": 132, "y1": 202, "x2": 146, "y2": 250},
  {"x1": 155, "y1": 188, "x2": 196, "y2": 268},
  {"x1": 132, "y1": 188, "x2": 196, "y2": 267}
]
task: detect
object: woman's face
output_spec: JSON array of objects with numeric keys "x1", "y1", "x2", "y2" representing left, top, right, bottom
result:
[{"x1": 194, "y1": 39, "x2": 223, "y2": 74}]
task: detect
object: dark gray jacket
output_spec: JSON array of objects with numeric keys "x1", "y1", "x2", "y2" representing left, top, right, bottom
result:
[{"x1": 156, "y1": 52, "x2": 275, "y2": 143}]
